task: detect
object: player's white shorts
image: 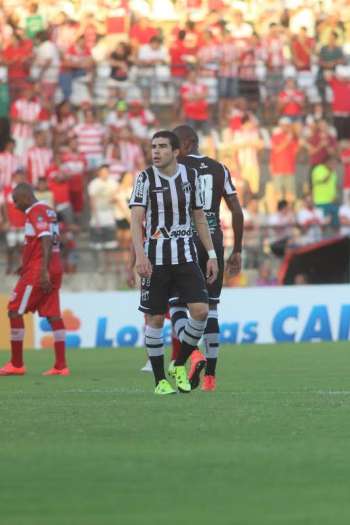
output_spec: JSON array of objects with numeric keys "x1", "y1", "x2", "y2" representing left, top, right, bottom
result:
[{"x1": 6, "y1": 228, "x2": 25, "y2": 248}]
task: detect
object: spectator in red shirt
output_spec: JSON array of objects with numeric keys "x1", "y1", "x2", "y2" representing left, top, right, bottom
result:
[
  {"x1": 59, "y1": 35, "x2": 93, "y2": 100},
  {"x1": 0, "y1": 169, "x2": 26, "y2": 274},
  {"x1": 170, "y1": 30, "x2": 195, "y2": 80},
  {"x1": 60, "y1": 135, "x2": 88, "y2": 219},
  {"x1": 291, "y1": 27, "x2": 314, "y2": 72},
  {"x1": 277, "y1": 78, "x2": 305, "y2": 121},
  {"x1": 130, "y1": 16, "x2": 159, "y2": 48},
  {"x1": 325, "y1": 68, "x2": 350, "y2": 140},
  {"x1": 2, "y1": 31, "x2": 33, "y2": 101},
  {"x1": 46, "y1": 153, "x2": 74, "y2": 225},
  {"x1": 180, "y1": 69, "x2": 209, "y2": 134},
  {"x1": 304, "y1": 119, "x2": 338, "y2": 168},
  {"x1": 51, "y1": 100, "x2": 77, "y2": 149},
  {"x1": 269, "y1": 118, "x2": 299, "y2": 202}
]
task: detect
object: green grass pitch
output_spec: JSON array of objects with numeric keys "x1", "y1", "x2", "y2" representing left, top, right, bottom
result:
[{"x1": 1, "y1": 343, "x2": 350, "y2": 525}]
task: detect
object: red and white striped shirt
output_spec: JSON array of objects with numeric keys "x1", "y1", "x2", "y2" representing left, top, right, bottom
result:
[
  {"x1": 218, "y1": 41, "x2": 239, "y2": 77},
  {"x1": 198, "y1": 43, "x2": 220, "y2": 76},
  {"x1": 10, "y1": 98, "x2": 44, "y2": 139},
  {"x1": 27, "y1": 146, "x2": 53, "y2": 186},
  {"x1": 0, "y1": 152, "x2": 21, "y2": 189},
  {"x1": 73, "y1": 123, "x2": 107, "y2": 158},
  {"x1": 60, "y1": 151, "x2": 87, "y2": 177},
  {"x1": 118, "y1": 141, "x2": 145, "y2": 173},
  {"x1": 106, "y1": 144, "x2": 128, "y2": 180}
]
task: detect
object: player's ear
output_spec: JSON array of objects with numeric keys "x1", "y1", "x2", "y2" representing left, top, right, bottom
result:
[{"x1": 174, "y1": 148, "x2": 180, "y2": 159}]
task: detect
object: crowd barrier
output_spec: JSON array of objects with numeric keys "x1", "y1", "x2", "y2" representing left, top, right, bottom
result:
[{"x1": 1, "y1": 285, "x2": 349, "y2": 350}]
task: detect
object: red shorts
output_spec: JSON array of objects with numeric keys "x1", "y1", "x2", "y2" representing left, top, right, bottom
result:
[{"x1": 8, "y1": 274, "x2": 62, "y2": 317}]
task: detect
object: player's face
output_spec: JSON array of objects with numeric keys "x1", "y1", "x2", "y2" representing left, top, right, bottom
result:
[
  {"x1": 151, "y1": 138, "x2": 178, "y2": 169},
  {"x1": 12, "y1": 191, "x2": 27, "y2": 212}
]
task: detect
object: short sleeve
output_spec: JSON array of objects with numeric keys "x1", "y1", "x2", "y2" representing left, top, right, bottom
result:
[
  {"x1": 29, "y1": 207, "x2": 51, "y2": 238},
  {"x1": 129, "y1": 171, "x2": 149, "y2": 208},
  {"x1": 192, "y1": 170, "x2": 203, "y2": 210},
  {"x1": 222, "y1": 164, "x2": 237, "y2": 196}
]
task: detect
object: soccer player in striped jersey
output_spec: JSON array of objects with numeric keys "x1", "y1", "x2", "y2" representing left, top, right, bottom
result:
[
  {"x1": 169, "y1": 125, "x2": 244, "y2": 392},
  {"x1": 130, "y1": 130, "x2": 218, "y2": 395}
]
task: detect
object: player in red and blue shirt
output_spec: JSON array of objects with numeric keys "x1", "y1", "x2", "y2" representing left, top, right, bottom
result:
[{"x1": 0, "y1": 183, "x2": 70, "y2": 377}]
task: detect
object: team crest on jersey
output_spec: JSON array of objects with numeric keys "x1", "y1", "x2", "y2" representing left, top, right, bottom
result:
[{"x1": 182, "y1": 182, "x2": 192, "y2": 193}]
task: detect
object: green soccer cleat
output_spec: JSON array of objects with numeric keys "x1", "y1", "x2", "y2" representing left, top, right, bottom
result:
[
  {"x1": 154, "y1": 379, "x2": 176, "y2": 395},
  {"x1": 174, "y1": 365, "x2": 191, "y2": 394},
  {"x1": 168, "y1": 360, "x2": 176, "y2": 378}
]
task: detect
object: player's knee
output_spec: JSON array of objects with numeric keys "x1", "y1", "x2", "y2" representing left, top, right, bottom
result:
[{"x1": 189, "y1": 303, "x2": 209, "y2": 321}]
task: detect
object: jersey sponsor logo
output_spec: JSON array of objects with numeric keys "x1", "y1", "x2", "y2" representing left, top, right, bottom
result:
[{"x1": 151, "y1": 226, "x2": 192, "y2": 239}]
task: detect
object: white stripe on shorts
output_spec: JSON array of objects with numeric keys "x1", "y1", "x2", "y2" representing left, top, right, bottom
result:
[{"x1": 18, "y1": 285, "x2": 33, "y2": 315}]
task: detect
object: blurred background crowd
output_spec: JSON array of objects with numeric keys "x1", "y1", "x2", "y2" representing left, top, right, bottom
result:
[{"x1": 1, "y1": 0, "x2": 350, "y2": 288}]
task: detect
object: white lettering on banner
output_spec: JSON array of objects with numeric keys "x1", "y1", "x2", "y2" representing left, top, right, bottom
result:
[{"x1": 33, "y1": 285, "x2": 350, "y2": 349}]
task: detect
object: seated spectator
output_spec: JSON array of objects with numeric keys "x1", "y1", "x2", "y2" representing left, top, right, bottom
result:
[
  {"x1": 294, "y1": 273, "x2": 308, "y2": 285},
  {"x1": 311, "y1": 156, "x2": 339, "y2": 227},
  {"x1": 338, "y1": 194, "x2": 350, "y2": 236},
  {"x1": 105, "y1": 100, "x2": 129, "y2": 133},
  {"x1": 0, "y1": 169, "x2": 26, "y2": 274},
  {"x1": 74, "y1": 107, "x2": 107, "y2": 171},
  {"x1": 325, "y1": 67, "x2": 350, "y2": 140},
  {"x1": 137, "y1": 35, "x2": 169, "y2": 79},
  {"x1": 277, "y1": 78, "x2": 305, "y2": 121},
  {"x1": 34, "y1": 176, "x2": 54, "y2": 207},
  {"x1": 269, "y1": 199, "x2": 296, "y2": 257},
  {"x1": 109, "y1": 42, "x2": 133, "y2": 84},
  {"x1": 114, "y1": 171, "x2": 132, "y2": 251},
  {"x1": 317, "y1": 31, "x2": 346, "y2": 101},
  {"x1": 180, "y1": 68, "x2": 210, "y2": 134},
  {"x1": 27, "y1": 129, "x2": 53, "y2": 186},
  {"x1": 105, "y1": 142, "x2": 128, "y2": 181},
  {"x1": 60, "y1": 136, "x2": 88, "y2": 220},
  {"x1": 59, "y1": 35, "x2": 94, "y2": 101},
  {"x1": 116, "y1": 126, "x2": 145, "y2": 174},
  {"x1": 128, "y1": 99, "x2": 157, "y2": 142},
  {"x1": 88, "y1": 164, "x2": 119, "y2": 271},
  {"x1": 269, "y1": 118, "x2": 299, "y2": 202},
  {"x1": 255, "y1": 260, "x2": 278, "y2": 286},
  {"x1": 297, "y1": 194, "x2": 328, "y2": 244},
  {"x1": 261, "y1": 23, "x2": 287, "y2": 102},
  {"x1": 242, "y1": 197, "x2": 267, "y2": 268},
  {"x1": 0, "y1": 138, "x2": 21, "y2": 190},
  {"x1": 340, "y1": 139, "x2": 350, "y2": 202}
]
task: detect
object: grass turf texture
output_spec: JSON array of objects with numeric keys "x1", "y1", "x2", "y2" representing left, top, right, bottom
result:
[{"x1": 1, "y1": 343, "x2": 350, "y2": 525}]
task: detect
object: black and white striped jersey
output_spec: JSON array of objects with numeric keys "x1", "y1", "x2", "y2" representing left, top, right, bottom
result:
[
  {"x1": 179, "y1": 154, "x2": 237, "y2": 233},
  {"x1": 129, "y1": 163, "x2": 203, "y2": 266}
]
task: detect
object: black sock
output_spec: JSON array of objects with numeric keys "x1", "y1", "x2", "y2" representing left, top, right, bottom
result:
[
  {"x1": 149, "y1": 355, "x2": 166, "y2": 384},
  {"x1": 175, "y1": 341, "x2": 194, "y2": 366},
  {"x1": 205, "y1": 358, "x2": 217, "y2": 376}
]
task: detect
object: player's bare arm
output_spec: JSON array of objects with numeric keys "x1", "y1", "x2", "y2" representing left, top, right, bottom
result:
[
  {"x1": 127, "y1": 244, "x2": 137, "y2": 287},
  {"x1": 40, "y1": 235, "x2": 53, "y2": 293},
  {"x1": 224, "y1": 193, "x2": 244, "y2": 276},
  {"x1": 130, "y1": 206, "x2": 152, "y2": 279},
  {"x1": 192, "y1": 208, "x2": 218, "y2": 284}
]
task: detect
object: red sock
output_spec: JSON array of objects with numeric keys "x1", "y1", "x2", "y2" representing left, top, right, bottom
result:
[
  {"x1": 10, "y1": 317, "x2": 25, "y2": 367},
  {"x1": 171, "y1": 335, "x2": 181, "y2": 361},
  {"x1": 50, "y1": 319, "x2": 67, "y2": 370}
]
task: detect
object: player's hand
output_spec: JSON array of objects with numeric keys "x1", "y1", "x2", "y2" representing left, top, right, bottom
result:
[
  {"x1": 226, "y1": 252, "x2": 242, "y2": 276},
  {"x1": 136, "y1": 254, "x2": 152, "y2": 279},
  {"x1": 39, "y1": 270, "x2": 52, "y2": 294},
  {"x1": 206, "y1": 258, "x2": 218, "y2": 284},
  {"x1": 126, "y1": 266, "x2": 136, "y2": 288}
]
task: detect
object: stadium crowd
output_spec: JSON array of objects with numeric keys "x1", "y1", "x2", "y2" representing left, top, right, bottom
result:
[{"x1": 0, "y1": 0, "x2": 350, "y2": 286}]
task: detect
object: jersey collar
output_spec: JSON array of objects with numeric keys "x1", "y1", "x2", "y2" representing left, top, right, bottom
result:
[
  {"x1": 187, "y1": 154, "x2": 205, "y2": 159},
  {"x1": 25, "y1": 201, "x2": 45, "y2": 215}
]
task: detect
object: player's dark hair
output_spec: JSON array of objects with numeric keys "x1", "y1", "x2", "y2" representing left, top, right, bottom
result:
[
  {"x1": 152, "y1": 131, "x2": 180, "y2": 151},
  {"x1": 277, "y1": 199, "x2": 288, "y2": 211},
  {"x1": 172, "y1": 125, "x2": 199, "y2": 147}
]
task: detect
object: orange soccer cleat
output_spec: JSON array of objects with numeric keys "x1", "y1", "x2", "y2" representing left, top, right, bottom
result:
[
  {"x1": 201, "y1": 375, "x2": 216, "y2": 392},
  {"x1": 42, "y1": 367, "x2": 70, "y2": 377},
  {"x1": 0, "y1": 362, "x2": 26, "y2": 376},
  {"x1": 188, "y1": 349, "x2": 206, "y2": 390}
]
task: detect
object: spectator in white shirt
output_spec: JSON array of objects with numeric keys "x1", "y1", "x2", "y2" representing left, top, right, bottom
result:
[
  {"x1": 31, "y1": 31, "x2": 60, "y2": 104},
  {"x1": 297, "y1": 194, "x2": 328, "y2": 245}
]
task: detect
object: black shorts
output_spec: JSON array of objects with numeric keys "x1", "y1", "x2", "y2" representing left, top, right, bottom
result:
[
  {"x1": 139, "y1": 263, "x2": 208, "y2": 315},
  {"x1": 169, "y1": 230, "x2": 224, "y2": 307}
]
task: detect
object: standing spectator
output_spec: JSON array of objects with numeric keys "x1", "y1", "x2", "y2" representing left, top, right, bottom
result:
[
  {"x1": 128, "y1": 99, "x2": 157, "y2": 142},
  {"x1": 88, "y1": 164, "x2": 118, "y2": 271},
  {"x1": 338, "y1": 194, "x2": 350, "y2": 236},
  {"x1": 46, "y1": 152, "x2": 73, "y2": 224},
  {"x1": 197, "y1": 30, "x2": 220, "y2": 78},
  {"x1": 238, "y1": 33, "x2": 262, "y2": 107},
  {"x1": 2, "y1": 32, "x2": 33, "y2": 102},
  {"x1": 59, "y1": 35, "x2": 94, "y2": 101},
  {"x1": 109, "y1": 42, "x2": 133, "y2": 84},
  {"x1": 130, "y1": 16, "x2": 159, "y2": 48},
  {"x1": 27, "y1": 129, "x2": 53, "y2": 186},
  {"x1": 231, "y1": 114, "x2": 264, "y2": 194},
  {"x1": 34, "y1": 176, "x2": 54, "y2": 207},
  {"x1": 180, "y1": 68, "x2": 209, "y2": 134},
  {"x1": 242, "y1": 197, "x2": 266, "y2": 268},
  {"x1": 114, "y1": 171, "x2": 132, "y2": 250},
  {"x1": 73, "y1": 107, "x2": 107, "y2": 170},
  {"x1": 0, "y1": 169, "x2": 26, "y2": 274},
  {"x1": 31, "y1": 31, "x2": 60, "y2": 105},
  {"x1": 169, "y1": 30, "x2": 195, "y2": 80},
  {"x1": 105, "y1": 100, "x2": 128, "y2": 133},
  {"x1": 277, "y1": 78, "x2": 305, "y2": 121},
  {"x1": 317, "y1": 31, "x2": 345, "y2": 101},
  {"x1": 340, "y1": 140, "x2": 350, "y2": 202},
  {"x1": 60, "y1": 136, "x2": 88, "y2": 219},
  {"x1": 137, "y1": 36, "x2": 169, "y2": 99},
  {"x1": 303, "y1": 119, "x2": 338, "y2": 170},
  {"x1": 0, "y1": 138, "x2": 21, "y2": 190},
  {"x1": 25, "y1": 2, "x2": 45, "y2": 40},
  {"x1": 116, "y1": 127, "x2": 145, "y2": 174},
  {"x1": 269, "y1": 118, "x2": 299, "y2": 202},
  {"x1": 261, "y1": 23, "x2": 287, "y2": 103},
  {"x1": 105, "y1": 141, "x2": 128, "y2": 181},
  {"x1": 291, "y1": 27, "x2": 314, "y2": 72},
  {"x1": 217, "y1": 29, "x2": 239, "y2": 122},
  {"x1": 325, "y1": 68, "x2": 350, "y2": 140},
  {"x1": 297, "y1": 194, "x2": 327, "y2": 244},
  {"x1": 51, "y1": 100, "x2": 77, "y2": 148},
  {"x1": 311, "y1": 156, "x2": 339, "y2": 227},
  {"x1": 10, "y1": 82, "x2": 44, "y2": 158},
  {"x1": 255, "y1": 260, "x2": 278, "y2": 286}
]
